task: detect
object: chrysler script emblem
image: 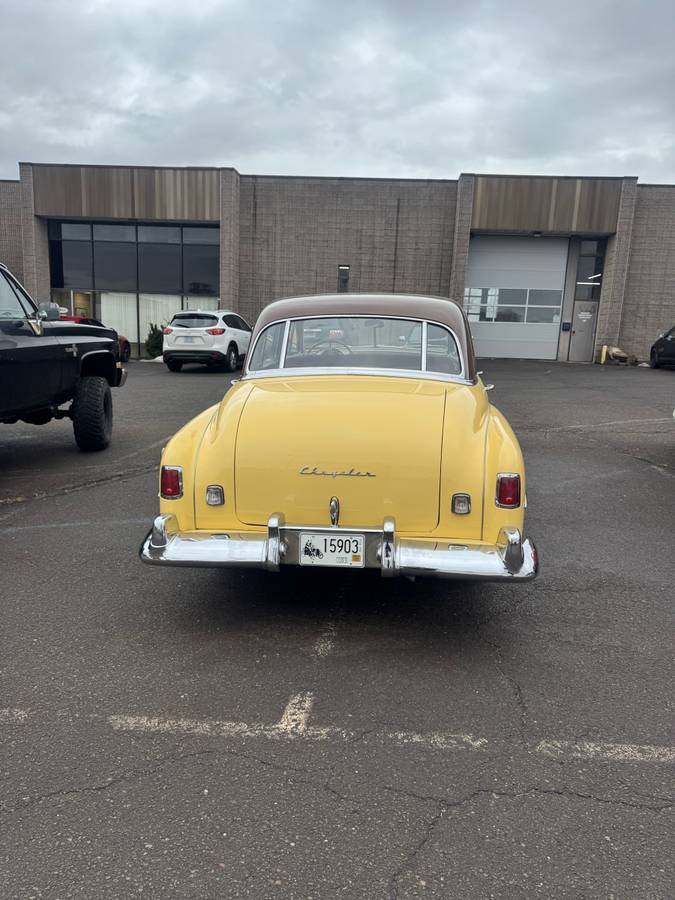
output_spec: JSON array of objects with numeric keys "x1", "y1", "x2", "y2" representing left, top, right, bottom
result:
[{"x1": 299, "y1": 466, "x2": 376, "y2": 478}]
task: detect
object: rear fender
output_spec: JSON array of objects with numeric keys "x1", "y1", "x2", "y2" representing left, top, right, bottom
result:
[
  {"x1": 482, "y1": 407, "x2": 527, "y2": 544},
  {"x1": 158, "y1": 404, "x2": 220, "y2": 530}
]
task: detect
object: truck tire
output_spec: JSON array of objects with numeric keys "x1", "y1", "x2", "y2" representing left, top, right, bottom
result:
[{"x1": 72, "y1": 376, "x2": 113, "y2": 451}]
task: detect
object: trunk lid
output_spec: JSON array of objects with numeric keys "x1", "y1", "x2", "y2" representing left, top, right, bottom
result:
[{"x1": 233, "y1": 377, "x2": 446, "y2": 532}]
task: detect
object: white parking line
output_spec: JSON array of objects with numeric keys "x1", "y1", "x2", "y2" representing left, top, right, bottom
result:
[
  {"x1": 312, "y1": 622, "x2": 337, "y2": 658},
  {"x1": 107, "y1": 700, "x2": 674, "y2": 765},
  {"x1": 277, "y1": 692, "x2": 313, "y2": 733},
  {"x1": 390, "y1": 730, "x2": 489, "y2": 751},
  {"x1": 0, "y1": 708, "x2": 29, "y2": 724},
  {"x1": 536, "y1": 739, "x2": 675, "y2": 765},
  {"x1": 0, "y1": 517, "x2": 149, "y2": 536},
  {"x1": 542, "y1": 417, "x2": 674, "y2": 432}
]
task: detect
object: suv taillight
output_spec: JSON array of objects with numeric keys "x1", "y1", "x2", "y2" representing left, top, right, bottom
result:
[
  {"x1": 160, "y1": 465, "x2": 183, "y2": 499},
  {"x1": 206, "y1": 327, "x2": 225, "y2": 335},
  {"x1": 496, "y1": 474, "x2": 521, "y2": 508},
  {"x1": 163, "y1": 327, "x2": 173, "y2": 335}
]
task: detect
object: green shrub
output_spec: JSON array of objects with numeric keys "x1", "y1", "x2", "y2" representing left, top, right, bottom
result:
[{"x1": 145, "y1": 323, "x2": 164, "y2": 358}]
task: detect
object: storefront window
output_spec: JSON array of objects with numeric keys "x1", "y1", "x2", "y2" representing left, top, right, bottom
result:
[
  {"x1": 138, "y1": 225, "x2": 181, "y2": 243},
  {"x1": 138, "y1": 243, "x2": 181, "y2": 293},
  {"x1": 62, "y1": 242, "x2": 94, "y2": 289},
  {"x1": 93, "y1": 242, "x2": 137, "y2": 291},
  {"x1": 139, "y1": 294, "x2": 182, "y2": 345},
  {"x1": 182, "y1": 226, "x2": 219, "y2": 244},
  {"x1": 93, "y1": 223, "x2": 136, "y2": 242},
  {"x1": 49, "y1": 220, "x2": 220, "y2": 296},
  {"x1": 48, "y1": 221, "x2": 221, "y2": 351},
  {"x1": 100, "y1": 292, "x2": 139, "y2": 343},
  {"x1": 183, "y1": 244, "x2": 219, "y2": 295}
]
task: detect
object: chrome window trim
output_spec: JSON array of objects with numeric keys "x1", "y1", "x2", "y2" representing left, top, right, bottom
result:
[
  {"x1": 245, "y1": 314, "x2": 465, "y2": 380},
  {"x1": 279, "y1": 318, "x2": 291, "y2": 367},
  {"x1": 246, "y1": 320, "x2": 288, "y2": 372},
  {"x1": 241, "y1": 367, "x2": 474, "y2": 386}
]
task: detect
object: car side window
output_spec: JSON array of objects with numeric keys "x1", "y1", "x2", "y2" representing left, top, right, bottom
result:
[
  {"x1": 248, "y1": 322, "x2": 286, "y2": 371},
  {"x1": 0, "y1": 272, "x2": 31, "y2": 319},
  {"x1": 425, "y1": 323, "x2": 462, "y2": 375},
  {"x1": 235, "y1": 315, "x2": 252, "y2": 332},
  {"x1": 223, "y1": 314, "x2": 239, "y2": 329}
]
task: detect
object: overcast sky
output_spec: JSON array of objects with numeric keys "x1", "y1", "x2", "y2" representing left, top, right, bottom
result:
[{"x1": 1, "y1": 0, "x2": 674, "y2": 182}]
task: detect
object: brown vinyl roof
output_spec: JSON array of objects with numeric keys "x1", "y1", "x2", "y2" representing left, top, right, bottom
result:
[{"x1": 251, "y1": 293, "x2": 476, "y2": 379}]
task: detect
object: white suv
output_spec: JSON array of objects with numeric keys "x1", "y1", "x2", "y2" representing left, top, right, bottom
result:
[{"x1": 162, "y1": 310, "x2": 252, "y2": 373}]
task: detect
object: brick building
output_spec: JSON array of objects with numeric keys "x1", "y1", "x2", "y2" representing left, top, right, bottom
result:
[{"x1": 1, "y1": 162, "x2": 673, "y2": 361}]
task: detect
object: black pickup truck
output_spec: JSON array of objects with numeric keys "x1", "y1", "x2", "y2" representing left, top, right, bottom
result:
[{"x1": 0, "y1": 264, "x2": 127, "y2": 451}]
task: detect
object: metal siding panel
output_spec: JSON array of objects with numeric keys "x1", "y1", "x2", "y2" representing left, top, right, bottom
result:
[
  {"x1": 472, "y1": 175, "x2": 622, "y2": 233},
  {"x1": 33, "y1": 165, "x2": 84, "y2": 216}
]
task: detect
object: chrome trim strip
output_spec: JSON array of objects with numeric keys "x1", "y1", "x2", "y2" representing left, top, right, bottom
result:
[
  {"x1": 140, "y1": 515, "x2": 538, "y2": 582},
  {"x1": 421, "y1": 320, "x2": 428, "y2": 372},
  {"x1": 241, "y1": 368, "x2": 474, "y2": 386},
  {"x1": 279, "y1": 319, "x2": 291, "y2": 368}
]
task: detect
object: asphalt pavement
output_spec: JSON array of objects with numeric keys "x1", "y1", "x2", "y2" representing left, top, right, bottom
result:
[{"x1": 1, "y1": 358, "x2": 673, "y2": 899}]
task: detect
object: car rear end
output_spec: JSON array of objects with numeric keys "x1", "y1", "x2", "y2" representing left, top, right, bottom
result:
[
  {"x1": 142, "y1": 299, "x2": 537, "y2": 582},
  {"x1": 163, "y1": 312, "x2": 228, "y2": 369}
]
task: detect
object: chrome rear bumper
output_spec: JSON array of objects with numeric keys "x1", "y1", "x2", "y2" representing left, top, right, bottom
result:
[{"x1": 140, "y1": 514, "x2": 538, "y2": 581}]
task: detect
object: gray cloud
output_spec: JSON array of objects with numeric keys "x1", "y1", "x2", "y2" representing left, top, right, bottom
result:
[{"x1": 1, "y1": 0, "x2": 674, "y2": 181}]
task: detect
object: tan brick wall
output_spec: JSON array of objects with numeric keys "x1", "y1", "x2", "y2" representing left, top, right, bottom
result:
[
  {"x1": 18, "y1": 164, "x2": 50, "y2": 301},
  {"x1": 595, "y1": 177, "x2": 637, "y2": 352},
  {"x1": 618, "y1": 184, "x2": 675, "y2": 358},
  {"x1": 237, "y1": 177, "x2": 457, "y2": 326},
  {"x1": 219, "y1": 169, "x2": 240, "y2": 311},
  {"x1": 0, "y1": 180, "x2": 24, "y2": 282},
  {"x1": 448, "y1": 174, "x2": 474, "y2": 303}
]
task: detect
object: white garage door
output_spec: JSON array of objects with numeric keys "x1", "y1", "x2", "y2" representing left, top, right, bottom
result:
[{"x1": 465, "y1": 236, "x2": 569, "y2": 360}]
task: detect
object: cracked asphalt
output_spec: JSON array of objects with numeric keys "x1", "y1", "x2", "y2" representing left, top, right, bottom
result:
[{"x1": 1, "y1": 359, "x2": 673, "y2": 899}]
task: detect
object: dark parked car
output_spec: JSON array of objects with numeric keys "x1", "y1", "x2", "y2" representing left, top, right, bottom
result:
[
  {"x1": 0, "y1": 264, "x2": 127, "y2": 450},
  {"x1": 60, "y1": 314, "x2": 131, "y2": 362},
  {"x1": 650, "y1": 326, "x2": 675, "y2": 368}
]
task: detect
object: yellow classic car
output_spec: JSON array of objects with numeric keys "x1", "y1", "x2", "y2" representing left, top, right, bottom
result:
[{"x1": 140, "y1": 294, "x2": 538, "y2": 581}]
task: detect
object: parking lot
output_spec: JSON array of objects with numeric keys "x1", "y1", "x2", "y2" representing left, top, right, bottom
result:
[{"x1": 1, "y1": 359, "x2": 673, "y2": 899}]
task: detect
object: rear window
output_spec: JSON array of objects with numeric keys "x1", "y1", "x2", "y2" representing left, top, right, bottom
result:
[
  {"x1": 247, "y1": 316, "x2": 463, "y2": 376},
  {"x1": 284, "y1": 317, "x2": 461, "y2": 375},
  {"x1": 169, "y1": 314, "x2": 219, "y2": 328}
]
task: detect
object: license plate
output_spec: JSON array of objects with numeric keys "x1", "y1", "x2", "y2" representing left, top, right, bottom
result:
[
  {"x1": 180, "y1": 336, "x2": 196, "y2": 343},
  {"x1": 299, "y1": 532, "x2": 365, "y2": 568}
]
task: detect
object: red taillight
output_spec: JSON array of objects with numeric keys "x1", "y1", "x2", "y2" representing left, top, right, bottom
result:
[
  {"x1": 163, "y1": 327, "x2": 173, "y2": 335},
  {"x1": 160, "y1": 466, "x2": 183, "y2": 499},
  {"x1": 206, "y1": 327, "x2": 225, "y2": 335},
  {"x1": 496, "y1": 474, "x2": 521, "y2": 508}
]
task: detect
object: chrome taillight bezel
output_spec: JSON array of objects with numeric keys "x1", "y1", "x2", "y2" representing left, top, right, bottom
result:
[
  {"x1": 495, "y1": 473, "x2": 521, "y2": 509},
  {"x1": 160, "y1": 465, "x2": 183, "y2": 500}
]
